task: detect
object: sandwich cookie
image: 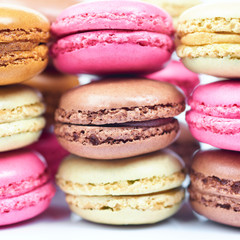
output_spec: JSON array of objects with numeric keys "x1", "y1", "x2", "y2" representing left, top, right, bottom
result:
[
  {"x1": 177, "y1": 2, "x2": 240, "y2": 77},
  {"x1": 55, "y1": 79, "x2": 185, "y2": 159},
  {"x1": 0, "y1": 85, "x2": 45, "y2": 152},
  {"x1": 0, "y1": 4, "x2": 50, "y2": 85},
  {"x1": 0, "y1": 149, "x2": 55, "y2": 226},
  {"x1": 56, "y1": 150, "x2": 185, "y2": 225},
  {"x1": 189, "y1": 149, "x2": 240, "y2": 227},
  {"x1": 186, "y1": 80, "x2": 240, "y2": 151},
  {"x1": 51, "y1": 0, "x2": 174, "y2": 75}
]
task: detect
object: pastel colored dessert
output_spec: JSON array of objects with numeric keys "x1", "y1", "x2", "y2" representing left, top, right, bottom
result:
[
  {"x1": 145, "y1": 60, "x2": 200, "y2": 98},
  {"x1": 25, "y1": 68, "x2": 79, "y2": 127},
  {"x1": 169, "y1": 122, "x2": 199, "y2": 169},
  {"x1": 177, "y1": 2, "x2": 240, "y2": 78},
  {"x1": 141, "y1": 0, "x2": 201, "y2": 28},
  {"x1": 55, "y1": 79, "x2": 185, "y2": 160},
  {"x1": 0, "y1": 85, "x2": 45, "y2": 152},
  {"x1": 51, "y1": 1, "x2": 174, "y2": 75},
  {"x1": 27, "y1": 132, "x2": 69, "y2": 177},
  {"x1": 5, "y1": 0, "x2": 83, "y2": 22},
  {"x1": 0, "y1": 149, "x2": 55, "y2": 226},
  {"x1": 189, "y1": 149, "x2": 240, "y2": 227},
  {"x1": 0, "y1": 4, "x2": 50, "y2": 85},
  {"x1": 56, "y1": 150, "x2": 185, "y2": 225},
  {"x1": 186, "y1": 80, "x2": 240, "y2": 151}
]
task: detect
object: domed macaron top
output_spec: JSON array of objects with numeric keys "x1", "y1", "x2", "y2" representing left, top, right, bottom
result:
[
  {"x1": 51, "y1": 0, "x2": 174, "y2": 37},
  {"x1": 192, "y1": 149, "x2": 240, "y2": 183},
  {"x1": 0, "y1": 4, "x2": 49, "y2": 32}
]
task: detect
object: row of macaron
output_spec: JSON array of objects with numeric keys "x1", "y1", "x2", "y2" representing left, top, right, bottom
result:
[{"x1": 175, "y1": 2, "x2": 240, "y2": 228}]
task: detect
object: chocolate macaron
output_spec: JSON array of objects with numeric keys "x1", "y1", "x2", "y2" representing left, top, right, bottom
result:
[
  {"x1": 189, "y1": 149, "x2": 240, "y2": 227},
  {"x1": 55, "y1": 79, "x2": 185, "y2": 159}
]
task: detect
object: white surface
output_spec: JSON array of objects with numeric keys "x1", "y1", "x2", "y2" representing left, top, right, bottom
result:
[{"x1": 1, "y1": 187, "x2": 240, "y2": 240}]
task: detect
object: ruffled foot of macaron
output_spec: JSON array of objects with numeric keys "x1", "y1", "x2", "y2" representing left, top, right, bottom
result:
[{"x1": 56, "y1": 150, "x2": 185, "y2": 225}]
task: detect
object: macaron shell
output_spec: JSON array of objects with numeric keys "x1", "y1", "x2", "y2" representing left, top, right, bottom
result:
[
  {"x1": 0, "y1": 181, "x2": 55, "y2": 226},
  {"x1": 55, "y1": 121, "x2": 179, "y2": 160},
  {"x1": 51, "y1": 0, "x2": 173, "y2": 36},
  {"x1": 67, "y1": 188, "x2": 184, "y2": 225},
  {"x1": 52, "y1": 31, "x2": 173, "y2": 75}
]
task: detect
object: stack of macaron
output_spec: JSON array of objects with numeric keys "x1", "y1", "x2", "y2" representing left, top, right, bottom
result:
[
  {"x1": 51, "y1": 0, "x2": 187, "y2": 225},
  {"x1": 176, "y1": 2, "x2": 240, "y2": 227},
  {"x1": 0, "y1": 4, "x2": 55, "y2": 226}
]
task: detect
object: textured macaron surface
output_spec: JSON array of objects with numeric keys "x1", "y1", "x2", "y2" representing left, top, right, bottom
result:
[
  {"x1": 56, "y1": 150, "x2": 185, "y2": 196},
  {"x1": 56, "y1": 79, "x2": 185, "y2": 125},
  {"x1": 51, "y1": 0, "x2": 174, "y2": 37},
  {"x1": 0, "y1": 149, "x2": 49, "y2": 198}
]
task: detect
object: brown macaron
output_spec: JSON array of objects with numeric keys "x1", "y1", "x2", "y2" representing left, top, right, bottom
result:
[
  {"x1": 55, "y1": 79, "x2": 185, "y2": 160},
  {"x1": 0, "y1": 4, "x2": 50, "y2": 85},
  {"x1": 189, "y1": 149, "x2": 240, "y2": 227}
]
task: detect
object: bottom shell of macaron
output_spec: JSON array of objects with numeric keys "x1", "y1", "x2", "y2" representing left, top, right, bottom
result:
[
  {"x1": 66, "y1": 188, "x2": 184, "y2": 225},
  {"x1": 189, "y1": 186, "x2": 240, "y2": 227}
]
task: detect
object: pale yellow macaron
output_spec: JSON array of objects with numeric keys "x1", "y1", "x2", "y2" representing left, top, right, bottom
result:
[
  {"x1": 0, "y1": 85, "x2": 45, "y2": 151},
  {"x1": 56, "y1": 150, "x2": 185, "y2": 225},
  {"x1": 141, "y1": 0, "x2": 201, "y2": 27},
  {"x1": 176, "y1": 2, "x2": 240, "y2": 77}
]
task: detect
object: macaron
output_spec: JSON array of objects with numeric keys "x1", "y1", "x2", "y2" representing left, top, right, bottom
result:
[
  {"x1": 25, "y1": 68, "x2": 79, "y2": 128},
  {"x1": 55, "y1": 79, "x2": 185, "y2": 160},
  {"x1": 0, "y1": 4, "x2": 50, "y2": 85},
  {"x1": 56, "y1": 150, "x2": 185, "y2": 225},
  {"x1": 0, "y1": 85, "x2": 45, "y2": 152},
  {"x1": 51, "y1": 1, "x2": 174, "y2": 75},
  {"x1": 141, "y1": 0, "x2": 201, "y2": 28},
  {"x1": 27, "y1": 132, "x2": 69, "y2": 177},
  {"x1": 177, "y1": 2, "x2": 240, "y2": 78},
  {"x1": 0, "y1": 149, "x2": 55, "y2": 226},
  {"x1": 4, "y1": 0, "x2": 83, "y2": 22},
  {"x1": 145, "y1": 60, "x2": 200, "y2": 98},
  {"x1": 186, "y1": 80, "x2": 240, "y2": 151},
  {"x1": 189, "y1": 149, "x2": 240, "y2": 227}
]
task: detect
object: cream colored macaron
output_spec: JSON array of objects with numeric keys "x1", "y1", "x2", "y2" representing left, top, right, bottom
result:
[
  {"x1": 56, "y1": 150, "x2": 186, "y2": 225},
  {"x1": 176, "y1": 2, "x2": 240, "y2": 77},
  {"x1": 0, "y1": 85, "x2": 45, "y2": 151}
]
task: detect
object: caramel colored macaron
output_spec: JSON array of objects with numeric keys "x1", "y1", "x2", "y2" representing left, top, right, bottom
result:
[
  {"x1": 56, "y1": 150, "x2": 185, "y2": 225},
  {"x1": 189, "y1": 149, "x2": 240, "y2": 227},
  {"x1": 55, "y1": 79, "x2": 185, "y2": 160},
  {"x1": 0, "y1": 4, "x2": 50, "y2": 85},
  {"x1": 25, "y1": 68, "x2": 79, "y2": 128}
]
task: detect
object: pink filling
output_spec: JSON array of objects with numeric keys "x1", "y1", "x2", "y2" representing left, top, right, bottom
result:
[
  {"x1": 186, "y1": 111, "x2": 240, "y2": 134},
  {"x1": 189, "y1": 99, "x2": 240, "y2": 119},
  {"x1": 0, "y1": 170, "x2": 50, "y2": 199},
  {"x1": 51, "y1": 30, "x2": 173, "y2": 57}
]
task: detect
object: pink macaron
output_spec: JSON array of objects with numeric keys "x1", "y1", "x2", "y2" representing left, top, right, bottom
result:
[
  {"x1": 0, "y1": 149, "x2": 55, "y2": 226},
  {"x1": 145, "y1": 61, "x2": 200, "y2": 98},
  {"x1": 186, "y1": 80, "x2": 240, "y2": 151},
  {"x1": 27, "y1": 132, "x2": 69, "y2": 176},
  {"x1": 51, "y1": 0, "x2": 174, "y2": 75}
]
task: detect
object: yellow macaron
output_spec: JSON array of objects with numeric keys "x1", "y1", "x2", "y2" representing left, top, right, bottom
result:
[
  {"x1": 56, "y1": 150, "x2": 186, "y2": 225},
  {"x1": 0, "y1": 85, "x2": 45, "y2": 151}
]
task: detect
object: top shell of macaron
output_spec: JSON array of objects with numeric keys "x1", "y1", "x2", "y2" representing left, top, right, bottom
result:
[
  {"x1": 188, "y1": 80, "x2": 240, "y2": 118},
  {"x1": 0, "y1": 149, "x2": 47, "y2": 189},
  {"x1": 191, "y1": 149, "x2": 240, "y2": 182},
  {"x1": 51, "y1": 0, "x2": 174, "y2": 37},
  {"x1": 56, "y1": 79, "x2": 185, "y2": 125},
  {"x1": 0, "y1": 85, "x2": 43, "y2": 110},
  {"x1": 177, "y1": 2, "x2": 240, "y2": 35},
  {"x1": 0, "y1": 4, "x2": 50, "y2": 32}
]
